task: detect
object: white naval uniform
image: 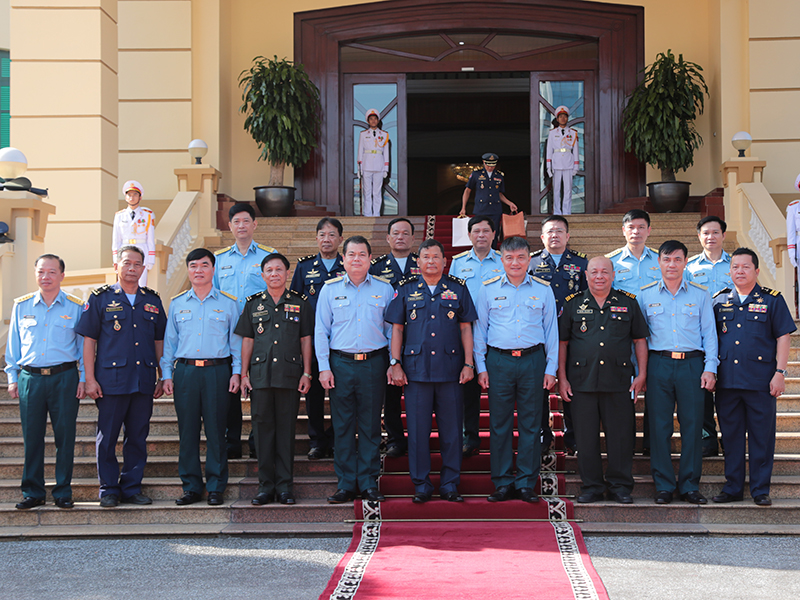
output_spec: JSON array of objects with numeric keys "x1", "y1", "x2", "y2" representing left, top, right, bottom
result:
[
  {"x1": 357, "y1": 127, "x2": 390, "y2": 217},
  {"x1": 112, "y1": 205, "x2": 156, "y2": 286},
  {"x1": 546, "y1": 126, "x2": 580, "y2": 215},
  {"x1": 787, "y1": 198, "x2": 800, "y2": 311}
]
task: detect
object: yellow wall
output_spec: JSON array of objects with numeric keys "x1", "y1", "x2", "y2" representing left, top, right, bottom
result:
[{"x1": 0, "y1": 0, "x2": 9, "y2": 51}]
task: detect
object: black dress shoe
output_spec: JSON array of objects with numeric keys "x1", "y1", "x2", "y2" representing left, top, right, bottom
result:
[
  {"x1": 702, "y1": 446, "x2": 719, "y2": 458},
  {"x1": 361, "y1": 488, "x2": 386, "y2": 502},
  {"x1": 251, "y1": 492, "x2": 274, "y2": 505},
  {"x1": 577, "y1": 491, "x2": 605, "y2": 504},
  {"x1": 307, "y1": 447, "x2": 326, "y2": 461},
  {"x1": 99, "y1": 494, "x2": 119, "y2": 508},
  {"x1": 655, "y1": 491, "x2": 673, "y2": 505},
  {"x1": 227, "y1": 448, "x2": 243, "y2": 460},
  {"x1": 278, "y1": 492, "x2": 296, "y2": 505},
  {"x1": 327, "y1": 489, "x2": 357, "y2": 504},
  {"x1": 175, "y1": 491, "x2": 202, "y2": 506},
  {"x1": 385, "y1": 445, "x2": 405, "y2": 458},
  {"x1": 412, "y1": 492, "x2": 432, "y2": 504},
  {"x1": 564, "y1": 446, "x2": 576, "y2": 457},
  {"x1": 712, "y1": 491, "x2": 743, "y2": 503},
  {"x1": 753, "y1": 494, "x2": 772, "y2": 506},
  {"x1": 54, "y1": 497, "x2": 74, "y2": 509},
  {"x1": 441, "y1": 491, "x2": 464, "y2": 502},
  {"x1": 517, "y1": 488, "x2": 540, "y2": 503},
  {"x1": 462, "y1": 445, "x2": 480, "y2": 458},
  {"x1": 608, "y1": 492, "x2": 634, "y2": 504},
  {"x1": 487, "y1": 485, "x2": 514, "y2": 502},
  {"x1": 680, "y1": 491, "x2": 708, "y2": 505},
  {"x1": 15, "y1": 497, "x2": 45, "y2": 510},
  {"x1": 121, "y1": 493, "x2": 152, "y2": 505},
  {"x1": 207, "y1": 492, "x2": 224, "y2": 506}
]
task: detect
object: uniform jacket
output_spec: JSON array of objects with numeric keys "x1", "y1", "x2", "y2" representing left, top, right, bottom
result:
[
  {"x1": 212, "y1": 241, "x2": 276, "y2": 311},
  {"x1": 546, "y1": 126, "x2": 580, "y2": 171},
  {"x1": 357, "y1": 127, "x2": 390, "y2": 173},
  {"x1": 112, "y1": 206, "x2": 155, "y2": 268},
  {"x1": 290, "y1": 253, "x2": 345, "y2": 311},
  {"x1": 465, "y1": 168, "x2": 505, "y2": 217},
  {"x1": 528, "y1": 248, "x2": 588, "y2": 312},
  {"x1": 606, "y1": 245, "x2": 661, "y2": 296},
  {"x1": 787, "y1": 199, "x2": 800, "y2": 262},
  {"x1": 684, "y1": 251, "x2": 733, "y2": 296},
  {"x1": 369, "y1": 252, "x2": 420, "y2": 288}
]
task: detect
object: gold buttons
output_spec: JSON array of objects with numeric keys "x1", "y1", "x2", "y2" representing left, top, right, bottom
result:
[
  {"x1": 431, "y1": 333, "x2": 436, "y2": 337},
  {"x1": 431, "y1": 351, "x2": 436, "y2": 355},
  {"x1": 599, "y1": 342, "x2": 604, "y2": 346},
  {"x1": 273, "y1": 358, "x2": 278, "y2": 362},
  {"x1": 136, "y1": 361, "x2": 140, "y2": 365},
  {"x1": 256, "y1": 357, "x2": 260, "y2": 361},
  {"x1": 112, "y1": 362, "x2": 116, "y2": 366},
  {"x1": 600, "y1": 360, "x2": 605, "y2": 365},
  {"x1": 734, "y1": 359, "x2": 739, "y2": 364}
]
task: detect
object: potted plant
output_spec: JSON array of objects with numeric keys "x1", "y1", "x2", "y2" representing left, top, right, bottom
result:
[
  {"x1": 238, "y1": 55, "x2": 322, "y2": 216},
  {"x1": 622, "y1": 50, "x2": 709, "y2": 212}
]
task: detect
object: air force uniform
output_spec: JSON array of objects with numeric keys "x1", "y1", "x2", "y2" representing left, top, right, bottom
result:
[
  {"x1": 465, "y1": 167, "x2": 505, "y2": 233},
  {"x1": 606, "y1": 246, "x2": 661, "y2": 295},
  {"x1": 112, "y1": 206, "x2": 156, "y2": 286}
]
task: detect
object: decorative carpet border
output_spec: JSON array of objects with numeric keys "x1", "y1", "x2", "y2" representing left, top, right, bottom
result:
[
  {"x1": 326, "y1": 503, "x2": 382, "y2": 600},
  {"x1": 552, "y1": 521, "x2": 603, "y2": 600}
]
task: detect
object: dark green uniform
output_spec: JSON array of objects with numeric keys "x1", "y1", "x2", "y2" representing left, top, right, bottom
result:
[
  {"x1": 559, "y1": 287, "x2": 649, "y2": 496},
  {"x1": 235, "y1": 289, "x2": 313, "y2": 496}
]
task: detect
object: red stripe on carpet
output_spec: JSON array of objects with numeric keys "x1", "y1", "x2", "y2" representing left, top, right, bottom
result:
[
  {"x1": 383, "y1": 451, "x2": 567, "y2": 473},
  {"x1": 354, "y1": 498, "x2": 574, "y2": 521},
  {"x1": 378, "y1": 472, "x2": 566, "y2": 496}
]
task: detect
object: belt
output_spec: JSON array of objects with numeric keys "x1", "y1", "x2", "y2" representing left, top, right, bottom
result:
[
  {"x1": 21, "y1": 362, "x2": 77, "y2": 376},
  {"x1": 556, "y1": 148, "x2": 569, "y2": 152},
  {"x1": 332, "y1": 348, "x2": 387, "y2": 361},
  {"x1": 488, "y1": 344, "x2": 543, "y2": 357},
  {"x1": 177, "y1": 357, "x2": 231, "y2": 367},
  {"x1": 649, "y1": 350, "x2": 704, "y2": 360}
]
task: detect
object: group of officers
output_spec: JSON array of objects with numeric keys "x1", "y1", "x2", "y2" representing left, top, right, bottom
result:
[{"x1": 5, "y1": 193, "x2": 794, "y2": 510}]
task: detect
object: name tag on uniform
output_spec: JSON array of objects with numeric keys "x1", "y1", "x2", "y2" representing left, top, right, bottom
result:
[
  {"x1": 535, "y1": 267, "x2": 549, "y2": 273},
  {"x1": 494, "y1": 296, "x2": 506, "y2": 301},
  {"x1": 718, "y1": 306, "x2": 734, "y2": 312},
  {"x1": 576, "y1": 309, "x2": 593, "y2": 314},
  {"x1": 648, "y1": 303, "x2": 661, "y2": 308},
  {"x1": 618, "y1": 268, "x2": 630, "y2": 274},
  {"x1": 180, "y1": 309, "x2": 191, "y2": 314},
  {"x1": 461, "y1": 268, "x2": 473, "y2": 273},
  {"x1": 306, "y1": 269, "x2": 320, "y2": 278},
  {"x1": 335, "y1": 296, "x2": 347, "y2": 300},
  {"x1": 610, "y1": 306, "x2": 628, "y2": 313},
  {"x1": 106, "y1": 301, "x2": 123, "y2": 312},
  {"x1": 221, "y1": 265, "x2": 232, "y2": 270},
  {"x1": 22, "y1": 316, "x2": 36, "y2": 326}
]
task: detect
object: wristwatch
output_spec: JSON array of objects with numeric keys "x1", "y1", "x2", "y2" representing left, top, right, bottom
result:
[
  {"x1": 464, "y1": 363, "x2": 475, "y2": 370},
  {"x1": 776, "y1": 368, "x2": 788, "y2": 376},
  {"x1": 390, "y1": 358, "x2": 401, "y2": 367}
]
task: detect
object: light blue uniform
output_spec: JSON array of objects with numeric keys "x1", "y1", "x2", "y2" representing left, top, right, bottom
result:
[
  {"x1": 448, "y1": 247, "x2": 503, "y2": 303},
  {"x1": 684, "y1": 250, "x2": 733, "y2": 296},
  {"x1": 213, "y1": 241, "x2": 276, "y2": 312},
  {"x1": 606, "y1": 245, "x2": 661, "y2": 295}
]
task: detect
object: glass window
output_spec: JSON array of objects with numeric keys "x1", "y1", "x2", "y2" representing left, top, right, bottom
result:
[
  {"x1": 0, "y1": 51, "x2": 9, "y2": 149},
  {"x1": 353, "y1": 83, "x2": 397, "y2": 123}
]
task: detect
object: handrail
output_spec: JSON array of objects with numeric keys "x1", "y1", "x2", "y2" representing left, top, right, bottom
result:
[{"x1": 153, "y1": 191, "x2": 203, "y2": 306}]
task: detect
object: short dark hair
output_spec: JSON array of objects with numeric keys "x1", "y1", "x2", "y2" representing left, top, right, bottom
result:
[
  {"x1": 35, "y1": 253, "x2": 65, "y2": 273},
  {"x1": 467, "y1": 215, "x2": 495, "y2": 233},
  {"x1": 343, "y1": 235, "x2": 372, "y2": 256},
  {"x1": 732, "y1": 247, "x2": 759, "y2": 269},
  {"x1": 261, "y1": 252, "x2": 290, "y2": 271},
  {"x1": 118, "y1": 245, "x2": 145, "y2": 263},
  {"x1": 387, "y1": 217, "x2": 415, "y2": 235},
  {"x1": 418, "y1": 238, "x2": 445, "y2": 257},
  {"x1": 541, "y1": 215, "x2": 569, "y2": 232},
  {"x1": 186, "y1": 248, "x2": 215, "y2": 266},
  {"x1": 658, "y1": 240, "x2": 688, "y2": 259},
  {"x1": 623, "y1": 209, "x2": 651, "y2": 227},
  {"x1": 500, "y1": 235, "x2": 530, "y2": 254},
  {"x1": 316, "y1": 217, "x2": 343, "y2": 236},
  {"x1": 228, "y1": 202, "x2": 256, "y2": 222},
  {"x1": 696, "y1": 215, "x2": 727, "y2": 234}
]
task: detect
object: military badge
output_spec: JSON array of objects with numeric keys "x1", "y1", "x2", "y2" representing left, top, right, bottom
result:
[
  {"x1": 257, "y1": 304, "x2": 265, "y2": 311},
  {"x1": 748, "y1": 304, "x2": 768, "y2": 313},
  {"x1": 447, "y1": 310, "x2": 455, "y2": 320},
  {"x1": 441, "y1": 291, "x2": 457, "y2": 300},
  {"x1": 257, "y1": 323, "x2": 264, "y2": 334},
  {"x1": 410, "y1": 267, "x2": 421, "y2": 275},
  {"x1": 113, "y1": 320, "x2": 121, "y2": 331},
  {"x1": 410, "y1": 309, "x2": 417, "y2": 320},
  {"x1": 580, "y1": 321, "x2": 587, "y2": 333},
  {"x1": 722, "y1": 323, "x2": 727, "y2": 334},
  {"x1": 106, "y1": 301, "x2": 123, "y2": 312},
  {"x1": 144, "y1": 303, "x2": 159, "y2": 314},
  {"x1": 60, "y1": 314, "x2": 73, "y2": 320},
  {"x1": 309, "y1": 286, "x2": 315, "y2": 296}
]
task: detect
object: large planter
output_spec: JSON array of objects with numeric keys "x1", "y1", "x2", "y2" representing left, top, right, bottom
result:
[
  {"x1": 254, "y1": 185, "x2": 295, "y2": 217},
  {"x1": 647, "y1": 181, "x2": 690, "y2": 213}
]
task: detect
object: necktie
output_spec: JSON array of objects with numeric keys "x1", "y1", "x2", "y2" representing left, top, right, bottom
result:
[{"x1": 130, "y1": 210, "x2": 136, "y2": 222}]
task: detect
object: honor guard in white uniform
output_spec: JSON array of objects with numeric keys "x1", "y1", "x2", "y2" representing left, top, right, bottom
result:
[
  {"x1": 357, "y1": 108, "x2": 390, "y2": 217},
  {"x1": 112, "y1": 180, "x2": 155, "y2": 287},
  {"x1": 546, "y1": 106, "x2": 580, "y2": 216},
  {"x1": 785, "y1": 173, "x2": 800, "y2": 313}
]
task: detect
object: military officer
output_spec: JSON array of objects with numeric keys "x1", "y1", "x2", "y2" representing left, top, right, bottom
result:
[
  {"x1": 474, "y1": 236, "x2": 558, "y2": 503},
  {"x1": 76, "y1": 246, "x2": 167, "y2": 507},
  {"x1": 385, "y1": 239, "x2": 477, "y2": 503},
  {"x1": 357, "y1": 108, "x2": 390, "y2": 217},
  {"x1": 316, "y1": 236, "x2": 394, "y2": 504},
  {"x1": 161, "y1": 248, "x2": 242, "y2": 506},
  {"x1": 606, "y1": 210, "x2": 660, "y2": 295},
  {"x1": 785, "y1": 173, "x2": 800, "y2": 312},
  {"x1": 545, "y1": 106, "x2": 580, "y2": 216},
  {"x1": 529, "y1": 215, "x2": 588, "y2": 454},
  {"x1": 711, "y1": 248, "x2": 796, "y2": 506},
  {"x1": 238, "y1": 253, "x2": 313, "y2": 506},
  {"x1": 558, "y1": 256, "x2": 649, "y2": 504},
  {"x1": 213, "y1": 202, "x2": 276, "y2": 459},
  {"x1": 637, "y1": 240, "x2": 718, "y2": 505},
  {"x1": 290, "y1": 217, "x2": 345, "y2": 460},
  {"x1": 459, "y1": 153, "x2": 518, "y2": 248},
  {"x1": 5, "y1": 254, "x2": 85, "y2": 510},
  {"x1": 112, "y1": 180, "x2": 155, "y2": 286},
  {"x1": 369, "y1": 217, "x2": 419, "y2": 458},
  {"x1": 448, "y1": 215, "x2": 503, "y2": 457},
  {"x1": 685, "y1": 215, "x2": 733, "y2": 457}
]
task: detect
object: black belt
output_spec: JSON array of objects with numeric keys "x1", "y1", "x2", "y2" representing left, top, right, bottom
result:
[
  {"x1": 488, "y1": 344, "x2": 543, "y2": 357},
  {"x1": 649, "y1": 350, "x2": 704, "y2": 360},
  {"x1": 177, "y1": 357, "x2": 231, "y2": 367},
  {"x1": 21, "y1": 362, "x2": 77, "y2": 376},
  {"x1": 332, "y1": 348, "x2": 387, "y2": 361}
]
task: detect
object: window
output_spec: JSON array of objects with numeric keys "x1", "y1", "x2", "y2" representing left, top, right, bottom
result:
[{"x1": 0, "y1": 50, "x2": 9, "y2": 149}]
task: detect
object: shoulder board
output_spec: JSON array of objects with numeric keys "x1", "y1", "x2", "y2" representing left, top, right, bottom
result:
[
  {"x1": 13, "y1": 293, "x2": 34, "y2": 303},
  {"x1": 571, "y1": 249, "x2": 587, "y2": 259},
  {"x1": 288, "y1": 289, "x2": 309, "y2": 302},
  {"x1": 171, "y1": 290, "x2": 189, "y2": 300},
  {"x1": 712, "y1": 288, "x2": 731, "y2": 299},
  {"x1": 687, "y1": 253, "x2": 702, "y2": 262},
  {"x1": 141, "y1": 207, "x2": 153, "y2": 213},
  {"x1": 326, "y1": 276, "x2": 343, "y2": 284},
  {"x1": 142, "y1": 286, "x2": 160, "y2": 297},
  {"x1": 605, "y1": 248, "x2": 623, "y2": 258},
  {"x1": 497, "y1": 170, "x2": 504, "y2": 176},
  {"x1": 564, "y1": 292, "x2": 579, "y2": 303},
  {"x1": 447, "y1": 274, "x2": 466, "y2": 286},
  {"x1": 257, "y1": 244, "x2": 276, "y2": 253},
  {"x1": 530, "y1": 249, "x2": 544, "y2": 257},
  {"x1": 789, "y1": 199, "x2": 800, "y2": 207},
  {"x1": 531, "y1": 276, "x2": 551, "y2": 286},
  {"x1": 371, "y1": 254, "x2": 389, "y2": 265},
  {"x1": 688, "y1": 281, "x2": 708, "y2": 291},
  {"x1": 91, "y1": 284, "x2": 112, "y2": 296},
  {"x1": 494, "y1": 249, "x2": 501, "y2": 256},
  {"x1": 452, "y1": 250, "x2": 470, "y2": 259},
  {"x1": 483, "y1": 276, "x2": 502, "y2": 285},
  {"x1": 115, "y1": 208, "x2": 126, "y2": 214},
  {"x1": 647, "y1": 247, "x2": 658, "y2": 254},
  {"x1": 297, "y1": 254, "x2": 316, "y2": 263},
  {"x1": 618, "y1": 289, "x2": 636, "y2": 299},
  {"x1": 219, "y1": 290, "x2": 237, "y2": 301},
  {"x1": 66, "y1": 293, "x2": 84, "y2": 305},
  {"x1": 397, "y1": 276, "x2": 419, "y2": 287},
  {"x1": 372, "y1": 275, "x2": 391, "y2": 284},
  {"x1": 760, "y1": 287, "x2": 780, "y2": 297},
  {"x1": 640, "y1": 281, "x2": 658, "y2": 290},
  {"x1": 245, "y1": 292, "x2": 262, "y2": 302},
  {"x1": 214, "y1": 246, "x2": 232, "y2": 255}
]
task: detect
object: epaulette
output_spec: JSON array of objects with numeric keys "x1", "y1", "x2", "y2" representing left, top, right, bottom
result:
[
  {"x1": 571, "y1": 249, "x2": 587, "y2": 259},
  {"x1": 297, "y1": 254, "x2": 316, "y2": 263},
  {"x1": 66, "y1": 293, "x2": 84, "y2": 306},
  {"x1": 171, "y1": 290, "x2": 188, "y2": 300},
  {"x1": 447, "y1": 274, "x2": 466, "y2": 286},
  {"x1": 141, "y1": 207, "x2": 153, "y2": 213},
  {"x1": 493, "y1": 249, "x2": 501, "y2": 256},
  {"x1": 789, "y1": 199, "x2": 800, "y2": 207},
  {"x1": 760, "y1": 287, "x2": 780, "y2": 297},
  {"x1": 618, "y1": 289, "x2": 637, "y2": 299},
  {"x1": 532, "y1": 275, "x2": 550, "y2": 286},
  {"x1": 497, "y1": 170, "x2": 504, "y2": 176},
  {"x1": 483, "y1": 276, "x2": 501, "y2": 285},
  {"x1": 712, "y1": 288, "x2": 731, "y2": 299},
  {"x1": 530, "y1": 249, "x2": 544, "y2": 257},
  {"x1": 245, "y1": 292, "x2": 264, "y2": 302},
  {"x1": 688, "y1": 281, "x2": 708, "y2": 291},
  {"x1": 91, "y1": 284, "x2": 112, "y2": 296},
  {"x1": 640, "y1": 281, "x2": 658, "y2": 290},
  {"x1": 288, "y1": 289, "x2": 309, "y2": 302},
  {"x1": 605, "y1": 248, "x2": 623, "y2": 258},
  {"x1": 372, "y1": 275, "x2": 391, "y2": 284},
  {"x1": 326, "y1": 276, "x2": 343, "y2": 284},
  {"x1": 142, "y1": 286, "x2": 160, "y2": 297},
  {"x1": 219, "y1": 290, "x2": 237, "y2": 301},
  {"x1": 687, "y1": 253, "x2": 702, "y2": 262},
  {"x1": 257, "y1": 244, "x2": 276, "y2": 253},
  {"x1": 647, "y1": 247, "x2": 658, "y2": 254},
  {"x1": 564, "y1": 292, "x2": 579, "y2": 303},
  {"x1": 397, "y1": 276, "x2": 419, "y2": 287},
  {"x1": 371, "y1": 254, "x2": 389, "y2": 265},
  {"x1": 214, "y1": 246, "x2": 231, "y2": 255},
  {"x1": 13, "y1": 293, "x2": 34, "y2": 303},
  {"x1": 452, "y1": 250, "x2": 470, "y2": 259}
]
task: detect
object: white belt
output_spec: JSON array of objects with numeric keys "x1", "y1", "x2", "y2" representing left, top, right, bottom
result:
[{"x1": 556, "y1": 148, "x2": 569, "y2": 152}]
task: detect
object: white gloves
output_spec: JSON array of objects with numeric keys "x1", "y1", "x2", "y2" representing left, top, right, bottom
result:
[
  {"x1": 382, "y1": 171, "x2": 388, "y2": 179},
  {"x1": 791, "y1": 252, "x2": 797, "y2": 269},
  {"x1": 547, "y1": 167, "x2": 553, "y2": 178}
]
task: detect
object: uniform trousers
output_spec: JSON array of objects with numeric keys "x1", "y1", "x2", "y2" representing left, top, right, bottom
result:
[
  {"x1": 405, "y1": 380, "x2": 463, "y2": 495},
  {"x1": 251, "y1": 387, "x2": 300, "y2": 495},
  {"x1": 486, "y1": 347, "x2": 545, "y2": 489},
  {"x1": 18, "y1": 367, "x2": 80, "y2": 500},
  {"x1": 306, "y1": 354, "x2": 334, "y2": 452},
  {"x1": 226, "y1": 392, "x2": 255, "y2": 455},
  {"x1": 362, "y1": 171, "x2": 384, "y2": 217},
  {"x1": 541, "y1": 390, "x2": 576, "y2": 451},
  {"x1": 173, "y1": 362, "x2": 230, "y2": 494},
  {"x1": 715, "y1": 388, "x2": 776, "y2": 497},
  {"x1": 552, "y1": 170, "x2": 574, "y2": 215},
  {"x1": 571, "y1": 391, "x2": 635, "y2": 495},
  {"x1": 462, "y1": 377, "x2": 481, "y2": 450},
  {"x1": 384, "y1": 383, "x2": 407, "y2": 452},
  {"x1": 96, "y1": 391, "x2": 153, "y2": 498},
  {"x1": 703, "y1": 389, "x2": 720, "y2": 453},
  {"x1": 329, "y1": 350, "x2": 388, "y2": 492},
  {"x1": 646, "y1": 354, "x2": 704, "y2": 494}
]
